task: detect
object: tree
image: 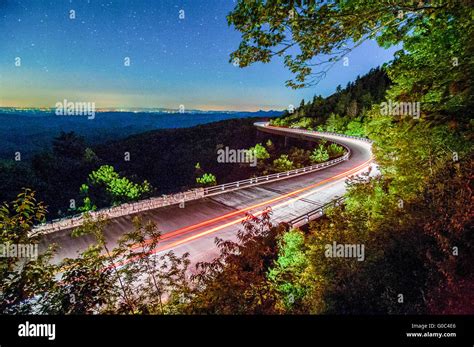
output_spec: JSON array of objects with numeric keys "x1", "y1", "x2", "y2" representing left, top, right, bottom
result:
[
  {"x1": 196, "y1": 173, "x2": 217, "y2": 187},
  {"x1": 325, "y1": 113, "x2": 347, "y2": 133},
  {"x1": 268, "y1": 229, "x2": 308, "y2": 313},
  {"x1": 47, "y1": 243, "x2": 117, "y2": 314},
  {"x1": 297, "y1": 156, "x2": 473, "y2": 315},
  {"x1": 83, "y1": 147, "x2": 99, "y2": 164},
  {"x1": 327, "y1": 143, "x2": 345, "y2": 158},
  {"x1": 78, "y1": 184, "x2": 96, "y2": 212},
  {"x1": 310, "y1": 144, "x2": 329, "y2": 163},
  {"x1": 347, "y1": 99, "x2": 358, "y2": 118},
  {"x1": 31, "y1": 132, "x2": 99, "y2": 219},
  {"x1": 186, "y1": 209, "x2": 282, "y2": 314},
  {"x1": 269, "y1": 67, "x2": 390, "y2": 129},
  {"x1": 289, "y1": 117, "x2": 314, "y2": 130},
  {"x1": 80, "y1": 165, "x2": 151, "y2": 209},
  {"x1": 345, "y1": 118, "x2": 365, "y2": 136},
  {"x1": 0, "y1": 161, "x2": 38, "y2": 207},
  {"x1": 52, "y1": 131, "x2": 86, "y2": 159},
  {"x1": 177, "y1": 0, "x2": 474, "y2": 315},
  {"x1": 108, "y1": 216, "x2": 192, "y2": 313},
  {"x1": 272, "y1": 154, "x2": 294, "y2": 172},
  {"x1": 228, "y1": 1, "x2": 467, "y2": 90},
  {"x1": 265, "y1": 139, "x2": 275, "y2": 153},
  {"x1": 248, "y1": 143, "x2": 270, "y2": 160},
  {"x1": 0, "y1": 189, "x2": 57, "y2": 314},
  {"x1": 288, "y1": 147, "x2": 311, "y2": 168},
  {"x1": 0, "y1": 189, "x2": 193, "y2": 315}
]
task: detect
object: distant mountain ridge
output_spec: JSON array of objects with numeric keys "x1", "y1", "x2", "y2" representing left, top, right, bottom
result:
[
  {"x1": 0, "y1": 110, "x2": 282, "y2": 159},
  {"x1": 0, "y1": 107, "x2": 283, "y2": 114}
]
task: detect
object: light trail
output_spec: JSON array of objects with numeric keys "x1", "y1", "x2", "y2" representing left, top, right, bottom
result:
[{"x1": 114, "y1": 156, "x2": 373, "y2": 268}]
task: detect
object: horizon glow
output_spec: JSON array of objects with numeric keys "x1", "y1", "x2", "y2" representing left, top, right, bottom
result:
[{"x1": 0, "y1": 0, "x2": 398, "y2": 111}]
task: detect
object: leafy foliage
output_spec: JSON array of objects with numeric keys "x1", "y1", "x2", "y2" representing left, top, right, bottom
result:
[
  {"x1": 327, "y1": 143, "x2": 345, "y2": 158},
  {"x1": 79, "y1": 165, "x2": 151, "y2": 210},
  {"x1": 268, "y1": 229, "x2": 308, "y2": 312},
  {"x1": 0, "y1": 190, "x2": 191, "y2": 314},
  {"x1": 1, "y1": 0, "x2": 472, "y2": 316},
  {"x1": 196, "y1": 173, "x2": 217, "y2": 187},
  {"x1": 248, "y1": 143, "x2": 270, "y2": 160},
  {"x1": 0, "y1": 119, "x2": 268, "y2": 220},
  {"x1": 310, "y1": 144, "x2": 330, "y2": 163},
  {"x1": 0, "y1": 189, "x2": 57, "y2": 314},
  {"x1": 185, "y1": 209, "x2": 282, "y2": 314},
  {"x1": 272, "y1": 154, "x2": 295, "y2": 172},
  {"x1": 270, "y1": 67, "x2": 389, "y2": 135},
  {"x1": 213, "y1": 0, "x2": 474, "y2": 315}
]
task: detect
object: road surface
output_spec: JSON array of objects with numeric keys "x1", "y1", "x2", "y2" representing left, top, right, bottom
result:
[{"x1": 40, "y1": 123, "x2": 374, "y2": 265}]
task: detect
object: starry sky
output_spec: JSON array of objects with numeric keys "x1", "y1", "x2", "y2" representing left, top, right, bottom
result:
[{"x1": 0, "y1": 0, "x2": 399, "y2": 111}]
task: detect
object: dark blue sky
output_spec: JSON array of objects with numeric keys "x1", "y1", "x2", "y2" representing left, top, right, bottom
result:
[{"x1": 0, "y1": 0, "x2": 398, "y2": 111}]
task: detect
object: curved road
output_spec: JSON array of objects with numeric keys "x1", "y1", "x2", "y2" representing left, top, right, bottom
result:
[{"x1": 40, "y1": 123, "x2": 375, "y2": 265}]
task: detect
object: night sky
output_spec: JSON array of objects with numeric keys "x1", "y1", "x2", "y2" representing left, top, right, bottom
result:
[{"x1": 0, "y1": 0, "x2": 398, "y2": 111}]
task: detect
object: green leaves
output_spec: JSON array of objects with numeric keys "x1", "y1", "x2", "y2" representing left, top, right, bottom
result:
[
  {"x1": 327, "y1": 143, "x2": 345, "y2": 157},
  {"x1": 196, "y1": 172, "x2": 217, "y2": 186},
  {"x1": 272, "y1": 154, "x2": 295, "y2": 172},
  {"x1": 1, "y1": 190, "x2": 193, "y2": 314},
  {"x1": 248, "y1": 143, "x2": 270, "y2": 160},
  {"x1": 268, "y1": 229, "x2": 308, "y2": 312},
  {"x1": 188, "y1": 209, "x2": 280, "y2": 314},
  {"x1": 78, "y1": 165, "x2": 151, "y2": 210},
  {"x1": 309, "y1": 144, "x2": 329, "y2": 163},
  {"x1": 0, "y1": 190, "x2": 56, "y2": 314},
  {"x1": 226, "y1": 1, "x2": 390, "y2": 87},
  {"x1": 225, "y1": 0, "x2": 473, "y2": 315},
  {"x1": 0, "y1": 188, "x2": 47, "y2": 244}
]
